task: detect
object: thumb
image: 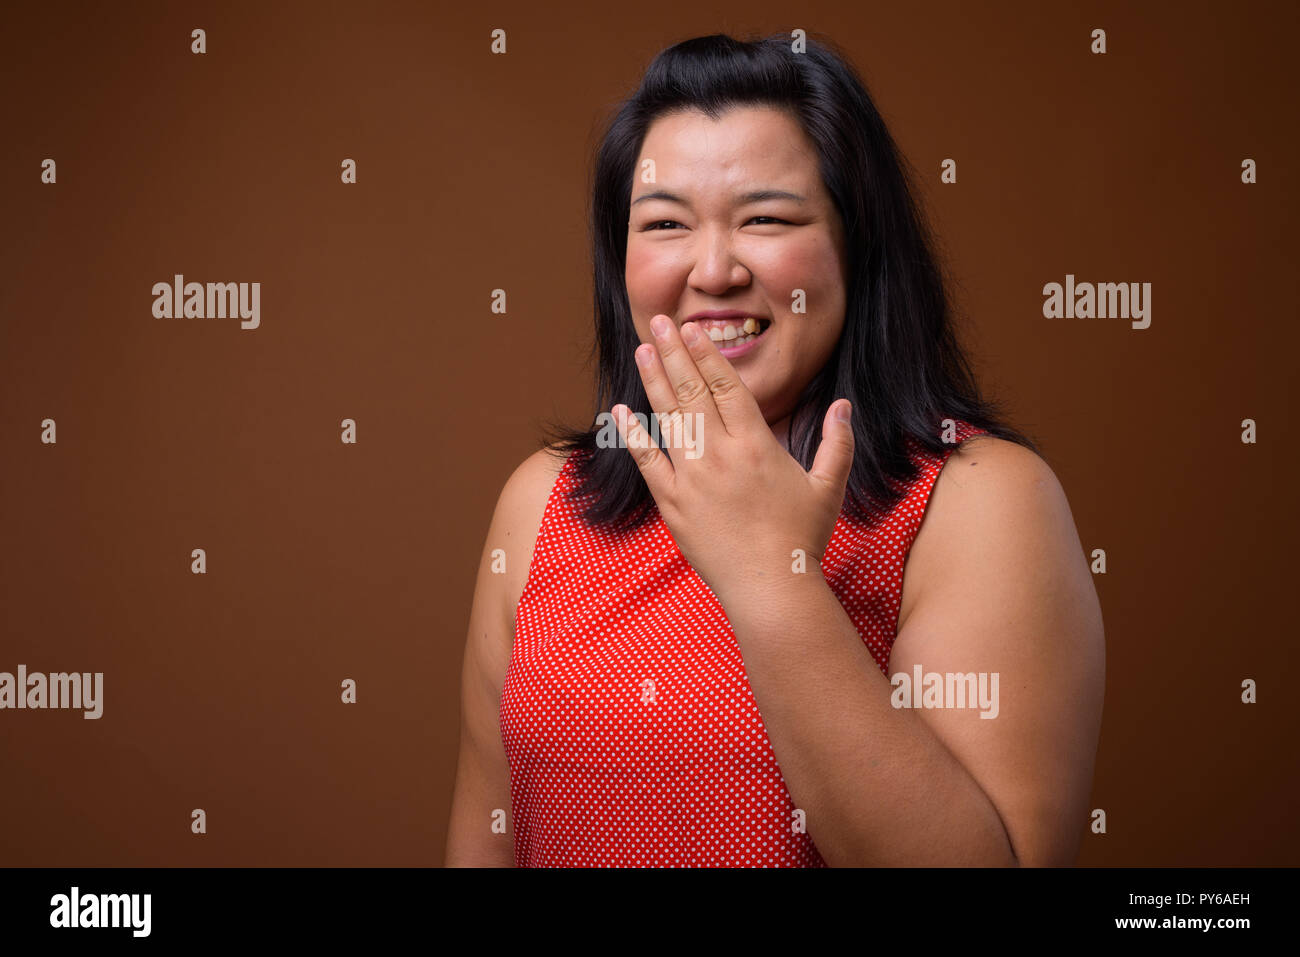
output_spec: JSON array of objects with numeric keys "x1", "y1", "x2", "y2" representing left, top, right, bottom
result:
[{"x1": 808, "y1": 399, "x2": 855, "y2": 500}]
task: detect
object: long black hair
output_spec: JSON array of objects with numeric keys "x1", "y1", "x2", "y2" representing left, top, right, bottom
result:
[{"x1": 540, "y1": 31, "x2": 1040, "y2": 534}]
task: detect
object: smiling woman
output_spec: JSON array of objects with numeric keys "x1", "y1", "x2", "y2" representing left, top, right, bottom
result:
[{"x1": 445, "y1": 32, "x2": 1105, "y2": 868}]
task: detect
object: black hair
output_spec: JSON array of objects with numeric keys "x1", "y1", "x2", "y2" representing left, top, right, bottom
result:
[{"x1": 540, "y1": 31, "x2": 1041, "y2": 534}]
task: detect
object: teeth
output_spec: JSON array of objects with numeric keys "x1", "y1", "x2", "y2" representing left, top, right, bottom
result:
[
  {"x1": 718, "y1": 332, "x2": 759, "y2": 348},
  {"x1": 706, "y1": 317, "x2": 765, "y2": 342}
]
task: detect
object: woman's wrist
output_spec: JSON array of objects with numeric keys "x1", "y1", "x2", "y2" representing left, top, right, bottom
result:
[{"x1": 712, "y1": 562, "x2": 832, "y2": 633}]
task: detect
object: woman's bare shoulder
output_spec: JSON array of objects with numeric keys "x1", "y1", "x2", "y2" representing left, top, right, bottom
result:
[
  {"x1": 498, "y1": 445, "x2": 569, "y2": 534},
  {"x1": 900, "y1": 435, "x2": 1068, "y2": 627},
  {"x1": 938, "y1": 434, "x2": 1052, "y2": 494},
  {"x1": 924, "y1": 434, "x2": 1065, "y2": 541},
  {"x1": 493, "y1": 445, "x2": 572, "y2": 622}
]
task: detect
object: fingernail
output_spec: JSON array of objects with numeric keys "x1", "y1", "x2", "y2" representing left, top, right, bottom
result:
[
  {"x1": 681, "y1": 322, "x2": 699, "y2": 343},
  {"x1": 835, "y1": 401, "x2": 851, "y2": 422},
  {"x1": 651, "y1": 315, "x2": 670, "y2": 338},
  {"x1": 636, "y1": 344, "x2": 654, "y2": 367}
]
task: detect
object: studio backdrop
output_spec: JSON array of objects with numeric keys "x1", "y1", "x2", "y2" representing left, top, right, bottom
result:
[{"x1": 0, "y1": 0, "x2": 1294, "y2": 866}]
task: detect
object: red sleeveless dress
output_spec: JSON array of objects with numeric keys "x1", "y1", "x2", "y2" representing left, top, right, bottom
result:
[{"x1": 499, "y1": 420, "x2": 988, "y2": 867}]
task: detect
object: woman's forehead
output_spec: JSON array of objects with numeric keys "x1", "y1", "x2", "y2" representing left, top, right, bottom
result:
[
  {"x1": 636, "y1": 110, "x2": 822, "y2": 199},
  {"x1": 641, "y1": 105, "x2": 807, "y2": 156}
]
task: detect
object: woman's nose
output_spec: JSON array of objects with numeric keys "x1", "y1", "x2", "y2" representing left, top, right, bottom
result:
[{"x1": 689, "y1": 231, "x2": 751, "y2": 286}]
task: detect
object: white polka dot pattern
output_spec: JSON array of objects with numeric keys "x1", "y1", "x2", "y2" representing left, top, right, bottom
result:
[{"x1": 499, "y1": 419, "x2": 988, "y2": 866}]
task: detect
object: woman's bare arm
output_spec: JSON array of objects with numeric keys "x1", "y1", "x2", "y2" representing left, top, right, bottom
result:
[
  {"x1": 714, "y1": 435, "x2": 1105, "y2": 865},
  {"x1": 444, "y1": 447, "x2": 564, "y2": 867}
]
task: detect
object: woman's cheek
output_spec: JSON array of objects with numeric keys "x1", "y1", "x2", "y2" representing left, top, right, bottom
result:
[
  {"x1": 624, "y1": 247, "x2": 657, "y2": 294},
  {"x1": 762, "y1": 251, "x2": 823, "y2": 311}
]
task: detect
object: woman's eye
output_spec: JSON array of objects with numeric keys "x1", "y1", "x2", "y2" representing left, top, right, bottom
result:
[{"x1": 641, "y1": 217, "x2": 788, "y2": 230}]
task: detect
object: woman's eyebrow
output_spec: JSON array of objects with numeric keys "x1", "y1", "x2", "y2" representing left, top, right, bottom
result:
[{"x1": 631, "y1": 188, "x2": 807, "y2": 206}]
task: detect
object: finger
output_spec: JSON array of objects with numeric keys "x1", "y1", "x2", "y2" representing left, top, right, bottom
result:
[
  {"x1": 808, "y1": 400, "x2": 855, "y2": 501},
  {"x1": 637, "y1": 318, "x2": 719, "y2": 462},
  {"x1": 645, "y1": 315, "x2": 721, "y2": 439},
  {"x1": 679, "y1": 320, "x2": 764, "y2": 438},
  {"x1": 612, "y1": 402, "x2": 675, "y2": 499}
]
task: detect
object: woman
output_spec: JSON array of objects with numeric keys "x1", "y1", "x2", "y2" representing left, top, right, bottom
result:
[{"x1": 446, "y1": 33, "x2": 1104, "y2": 867}]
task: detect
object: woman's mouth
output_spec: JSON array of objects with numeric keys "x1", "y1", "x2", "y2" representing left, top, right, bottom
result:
[{"x1": 693, "y1": 317, "x2": 771, "y2": 358}]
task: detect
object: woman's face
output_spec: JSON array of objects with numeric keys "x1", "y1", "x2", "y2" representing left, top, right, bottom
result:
[{"x1": 626, "y1": 105, "x2": 849, "y2": 442}]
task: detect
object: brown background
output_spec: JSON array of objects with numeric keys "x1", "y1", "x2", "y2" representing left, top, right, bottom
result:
[{"x1": 1, "y1": 0, "x2": 1295, "y2": 866}]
